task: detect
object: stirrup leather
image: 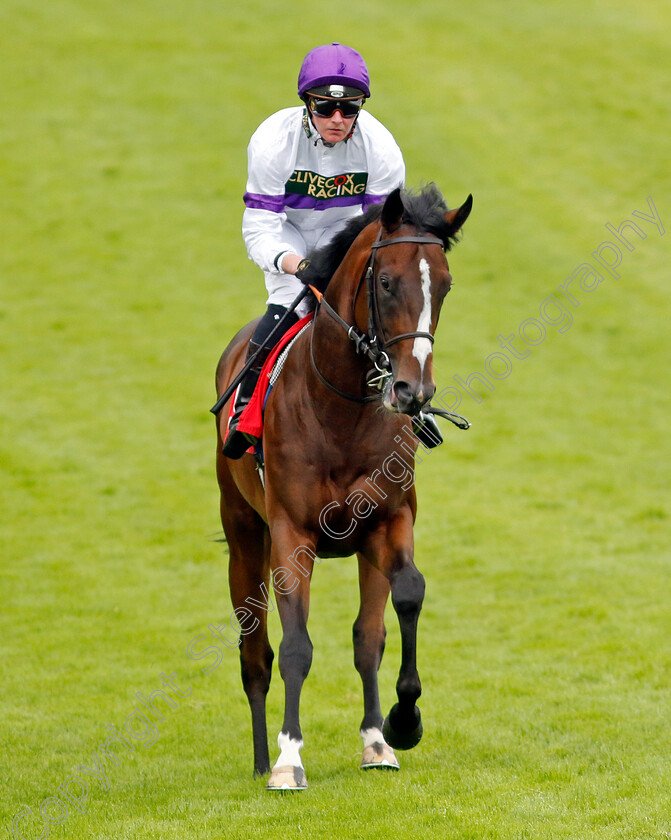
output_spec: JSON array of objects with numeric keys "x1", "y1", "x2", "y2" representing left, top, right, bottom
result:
[{"x1": 222, "y1": 341, "x2": 268, "y2": 459}]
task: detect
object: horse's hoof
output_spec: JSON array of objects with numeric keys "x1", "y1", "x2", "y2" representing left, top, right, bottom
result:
[
  {"x1": 361, "y1": 741, "x2": 400, "y2": 770},
  {"x1": 382, "y1": 703, "x2": 423, "y2": 751},
  {"x1": 266, "y1": 765, "x2": 308, "y2": 791}
]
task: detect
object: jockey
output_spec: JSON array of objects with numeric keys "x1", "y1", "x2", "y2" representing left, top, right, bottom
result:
[{"x1": 223, "y1": 43, "x2": 440, "y2": 458}]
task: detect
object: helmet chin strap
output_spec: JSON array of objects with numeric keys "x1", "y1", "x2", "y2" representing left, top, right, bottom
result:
[
  {"x1": 344, "y1": 113, "x2": 360, "y2": 141},
  {"x1": 302, "y1": 106, "x2": 317, "y2": 142}
]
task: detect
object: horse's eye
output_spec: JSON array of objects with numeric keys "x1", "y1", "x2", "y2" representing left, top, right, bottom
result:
[{"x1": 379, "y1": 275, "x2": 391, "y2": 291}]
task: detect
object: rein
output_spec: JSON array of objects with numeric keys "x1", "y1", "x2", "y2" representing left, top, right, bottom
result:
[{"x1": 308, "y1": 230, "x2": 470, "y2": 428}]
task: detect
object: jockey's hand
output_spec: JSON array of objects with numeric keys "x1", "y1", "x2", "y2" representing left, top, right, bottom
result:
[
  {"x1": 280, "y1": 253, "x2": 304, "y2": 275},
  {"x1": 295, "y1": 258, "x2": 329, "y2": 293},
  {"x1": 283, "y1": 253, "x2": 322, "y2": 290},
  {"x1": 294, "y1": 259, "x2": 312, "y2": 281}
]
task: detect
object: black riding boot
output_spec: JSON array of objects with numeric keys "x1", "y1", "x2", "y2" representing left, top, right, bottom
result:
[
  {"x1": 221, "y1": 340, "x2": 269, "y2": 459},
  {"x1": 221, "y1": 304, "x2": 299, "y2": 460}
]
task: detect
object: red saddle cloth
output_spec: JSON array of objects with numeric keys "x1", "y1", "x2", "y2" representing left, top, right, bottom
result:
[{"x1": 229, "y1": 313, "x2": 313, "y2": 443}]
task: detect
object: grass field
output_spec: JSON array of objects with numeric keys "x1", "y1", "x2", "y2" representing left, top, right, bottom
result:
[{"x1": 1, "y1": 1, "x2": 670, "y2": 838}]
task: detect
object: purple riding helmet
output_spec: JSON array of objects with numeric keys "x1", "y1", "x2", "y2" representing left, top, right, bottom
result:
[{"x1": 297, "y1": 42, "x2": 371, "y2": 101}]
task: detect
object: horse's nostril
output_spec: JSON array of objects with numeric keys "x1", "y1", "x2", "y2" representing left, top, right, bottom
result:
[
  {"x1": 393, "y1": 381, "x2": 423, "y2": 415},
  {"x1": 393, "y1": 380, "x2": 411, "y2": 402}
]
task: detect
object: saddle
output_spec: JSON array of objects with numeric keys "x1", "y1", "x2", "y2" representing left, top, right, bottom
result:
[{"x1": 228, "y1": 314, "x2": 313, "y2": 453}]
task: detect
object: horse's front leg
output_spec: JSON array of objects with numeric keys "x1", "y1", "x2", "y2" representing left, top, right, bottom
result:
[
  {"x1": 266, "y1": 524, "x2": 316, "y2": 791},
  {"x1": 366, "y1": 508, "x2": 425, "y2": 751},
  {"x1": 353, "y1": 554, "x2": 399, "y2": 769}
]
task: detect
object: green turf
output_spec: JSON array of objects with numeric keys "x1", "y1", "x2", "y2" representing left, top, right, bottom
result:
[{"x1": 1, "y1": 1, "x2": 670, "y2": 837}]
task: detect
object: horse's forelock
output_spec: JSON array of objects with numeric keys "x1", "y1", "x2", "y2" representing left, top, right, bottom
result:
[{"x1": 400, "y1": 184, "x2": 459, "y2": 251}]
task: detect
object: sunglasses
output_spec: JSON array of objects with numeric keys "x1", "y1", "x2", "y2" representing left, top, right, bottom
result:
[{"x1": 308, "y1": 96, "x2": 364, "y2": 118}]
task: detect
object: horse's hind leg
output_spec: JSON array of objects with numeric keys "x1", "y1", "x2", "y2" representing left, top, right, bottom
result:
[
  {"x1": 265, "y1": 529, "x2": 315, "y2": 791},
  {"x1": 353, "y1": 554, "x2": 399, "y2": 770},
  {"x1": 217, "y1": 457, "x2": 273, "y2": 776}
]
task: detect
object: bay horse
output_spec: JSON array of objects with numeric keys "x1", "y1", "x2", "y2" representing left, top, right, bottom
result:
[{"x1": 215, "y1": 184, "x2": 472, "y2": 789}]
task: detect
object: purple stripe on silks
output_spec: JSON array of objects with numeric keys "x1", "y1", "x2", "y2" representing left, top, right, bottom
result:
[
  {"x1": 362, "y1": 194, "x2": 388, "y2": 211},
  {"x1": 244, "y1": 192, "x2": 285, "y2": 212},
  {"x1": 284, "y1": 193, "x2": 364, "y2": 211}
]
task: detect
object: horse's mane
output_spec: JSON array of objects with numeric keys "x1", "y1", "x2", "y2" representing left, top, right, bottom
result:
[
  {"x1": 303, "y1": 204, "x2": 382, "y2": 293},
  {"x1": 303, "y1": 184, "x2": 460, "y2": 293}
]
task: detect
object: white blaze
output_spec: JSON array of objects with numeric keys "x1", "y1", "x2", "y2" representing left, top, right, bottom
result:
[{"x1": 413, "y1": 258, "x2": 433, "y2": 376}]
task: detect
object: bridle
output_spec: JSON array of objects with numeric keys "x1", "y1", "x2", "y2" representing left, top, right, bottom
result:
[
  {"x1": 308, "y1": 230, "x2": 440, "y2": 402},
  {"x1": 310, "y1": 229, "x2": 456, "y2": 416},
  {"x1": 366, "y1": 232, "x2": 442, "y2": 354},
  {"x1": 307, "y1": 228, "x2": 470, "y2": 428}
]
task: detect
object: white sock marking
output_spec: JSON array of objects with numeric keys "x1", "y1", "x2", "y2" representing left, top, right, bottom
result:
[
  {"x1": 413, "y1": 258, "x2": 433, "y2": 376},
  {"x1": 276, "y1": 732, "x2": 304, "y2": 767},
  {"x1": 360, "y1": 726, "x2": 389, "y2": 748}
]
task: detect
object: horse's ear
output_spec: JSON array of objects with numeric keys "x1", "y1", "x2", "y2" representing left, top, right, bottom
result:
[
  {"x1": 381, "y1": 188, "x2": 404, "y2": 233},
  {"x1": 444, "y1": 194, "x2": 473, "y2": 235}
]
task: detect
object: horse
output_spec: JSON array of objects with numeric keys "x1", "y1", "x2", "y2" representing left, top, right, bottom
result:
[{"x1": 215, "y1": 184, "x2": 472, "y2": 789}]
